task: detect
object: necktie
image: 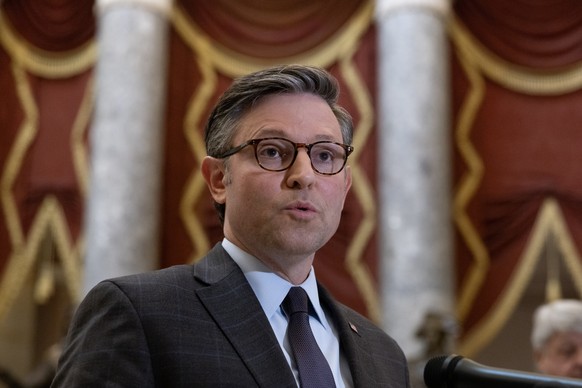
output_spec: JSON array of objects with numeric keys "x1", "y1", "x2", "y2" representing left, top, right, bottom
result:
[{"x1": 282, "y1": 287, "x2": 336, "y2": 388}]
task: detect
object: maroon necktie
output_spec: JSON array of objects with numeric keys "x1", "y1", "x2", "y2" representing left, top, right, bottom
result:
[{"x1": 282, "y1": 287, "x2": 336, "y2": 388}]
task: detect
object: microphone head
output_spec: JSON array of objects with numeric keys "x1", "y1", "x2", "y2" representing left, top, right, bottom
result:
[
  {"x1": 424, "y1": 354, "x2": 582, "y2": 388},
  {"x1": 424, "y1": 354, "x2": 464, "y2": 388}
]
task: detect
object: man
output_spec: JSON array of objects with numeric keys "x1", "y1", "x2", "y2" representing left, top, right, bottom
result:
[
  {"x1": 532, "y1": 299, "x2": 582, "y2": 379},
  {"x1": 51, "y1": 65, "x2": 410, "y2": 387}
]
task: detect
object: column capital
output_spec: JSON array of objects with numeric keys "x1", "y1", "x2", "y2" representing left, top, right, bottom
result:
[
  {"x1": 97, "y1": 0, "x2": 173, "y2": 17},
  {"x1": 375, "y1": 0, "x2": 451, "y2": 20}
]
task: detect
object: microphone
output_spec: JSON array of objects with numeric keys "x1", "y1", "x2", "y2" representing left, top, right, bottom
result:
[{"x1": 424, "y1": 354, "x2": 582, "y2": 388}]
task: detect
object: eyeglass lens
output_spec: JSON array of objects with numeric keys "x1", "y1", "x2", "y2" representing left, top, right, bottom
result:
[{"x1": 254, "y1": 138, "x2": 347, "y2": 174}]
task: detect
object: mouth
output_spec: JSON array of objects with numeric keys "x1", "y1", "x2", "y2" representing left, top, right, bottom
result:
[{"x1": 286, "y1": 201, "x2": 316, "y2": 213}]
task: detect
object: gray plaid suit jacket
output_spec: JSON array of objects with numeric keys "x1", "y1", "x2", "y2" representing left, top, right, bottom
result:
[{"x1": 52, "y1": 244, "x2": 409, "y2": 387}]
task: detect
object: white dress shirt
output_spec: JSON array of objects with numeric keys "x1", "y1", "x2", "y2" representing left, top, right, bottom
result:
[{"x1": 222, "y1": 238, "x2": 353, "y2": 388}]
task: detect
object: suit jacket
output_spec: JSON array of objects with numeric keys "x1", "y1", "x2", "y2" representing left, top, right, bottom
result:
[{"x1": 52, "y1": 244, "x2": 410, "y2": 387}]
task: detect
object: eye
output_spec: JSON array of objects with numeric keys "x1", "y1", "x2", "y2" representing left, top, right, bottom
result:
[
  {"x1": 312, "y1": 143, "x2": 342, "y2": 164},
  {"x1": 255, "y1": 139, "x2": 295, "y2": 169},
  {"x1": 257, "y1": 141, "x2": 286, "y2": 159},
  {"x1": 314, "y1": 149, "x2": 334, "y2": 163},
  {"x1": 558, "y1": 343, "x2": 577, "y2": 358},
  {"x1": 261, "y1": 145, "x2": 282, "y2": 159}
]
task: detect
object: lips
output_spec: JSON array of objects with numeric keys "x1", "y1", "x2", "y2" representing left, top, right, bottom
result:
[{"x1": 286, "y1": 201, "x2": 316, "y2": 213}]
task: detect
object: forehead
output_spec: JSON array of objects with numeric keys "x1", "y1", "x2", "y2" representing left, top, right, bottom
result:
[
  {"x1": 234, "y1": 92, "x2": 341, "y2": 142},
  {"x1": 547, "y1": 331, "x2": 582, "y2": 348}
]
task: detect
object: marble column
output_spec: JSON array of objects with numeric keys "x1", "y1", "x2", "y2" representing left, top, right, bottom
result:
[
  {"x1": 83, "y1": 0, "x2": 172, "y2": 296},
  {"x1": 376, "y1": 0, "x2": 455, "y2": 360}
]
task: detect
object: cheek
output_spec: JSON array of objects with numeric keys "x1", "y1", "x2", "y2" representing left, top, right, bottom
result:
[
  {"x1": 321, "y1": 183, "x2": 349, "y2": 226},
  {"x1": 328, "y1": 180, "x2": 350, "y2": 208},
  {"x1": 538, "y1": 355, "x2": 561, "y2": 374},
  {"x1": 228, "y1": 174, "x2": 274, "y2": 213}
]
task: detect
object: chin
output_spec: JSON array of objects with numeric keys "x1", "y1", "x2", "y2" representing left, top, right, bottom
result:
[{"x1": 280, "y1": 237, "x2": 325, "y2": 255}]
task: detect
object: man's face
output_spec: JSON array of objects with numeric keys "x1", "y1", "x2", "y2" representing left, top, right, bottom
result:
[
  {"x1": 204, "y1": 92, "x2": 352, "y2": 278},
  {"x1": 535, "y1": 330, "x2": 582, "y2": 378}
]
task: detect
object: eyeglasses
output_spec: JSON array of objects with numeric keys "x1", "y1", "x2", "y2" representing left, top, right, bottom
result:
[{"x1": 216, "y1": 137, "x2": 354, "y2": 175}]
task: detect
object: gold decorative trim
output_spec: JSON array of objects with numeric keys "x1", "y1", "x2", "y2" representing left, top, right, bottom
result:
[
  {"x1": 0, "y1": 10, "x2": 96, "y2": 78},
  {"x1": 449, "y1": 25, "x2": 488, "y2": 322},
  {"x1": 67, "y1": 75, "x2": 94, "y2": 300},
  {"x1": 1, "y1": 63, "x2": 37, "y2": 249},
  {"x1": 0, "y1": 196, "x2": 81, "y2": 318},
  {"x1": 560, "y1": 231, "x2": 582, "y2": 297},
  {"x1": 172, "y1": 8, "x2": 221, "y2": 262},
  {"x1": 545, "y1": 233, "x2": 563, "y2": 301},
  {"x1": 171, "y1": 1, "x2": 374, "y2": 77},
  {"x1": 181, "y1": 55, "x2": 216, "y2": 263},
  {"x1": 340, "y1": 45, "x2": 380, "y2": 323},
  {"x1": 459, "y1": 198, "x2": 582, "y2": 356},
  {"x1": 171, "y1": 1, "x2": 379, "y2": 315},
  {"x1": 0, "y1": 47, "x2": 92, "y2": 320},
  {"x1": 71, "y1": 75, "x2": 94, "y2": 197},
  {"x1": 0, "y1": 63, "x2": 38, "y2": 321},
  {"x1": 450, "y1": 16, "x2": 582, "y2": 95}
]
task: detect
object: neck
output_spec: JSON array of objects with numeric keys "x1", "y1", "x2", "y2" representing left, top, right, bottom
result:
[
  {"x1": 224, "y1": 235, "x2": 316, "y2": 284},
  {"x1": 274, "y1": 263, "x2": 313, "y2": 285}
]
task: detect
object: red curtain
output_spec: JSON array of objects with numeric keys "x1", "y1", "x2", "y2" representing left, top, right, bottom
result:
[
  {"x1": 0, "y1": 0, "x2": 94, "y2": 293},
  {"x1": 452, "y1": 0, "x2": 582, "y2": 354}
]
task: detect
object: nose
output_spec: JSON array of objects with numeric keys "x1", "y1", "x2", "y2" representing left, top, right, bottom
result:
[{"x1": 285, "y1": 148, "x2": 315, "y2": 188}]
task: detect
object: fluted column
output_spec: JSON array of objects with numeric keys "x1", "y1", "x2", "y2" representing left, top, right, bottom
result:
[
  {"x1": 83, "y1": 0, "x2": 172, "y2": 296},
  {"x1": 376, "y1": 0, "x2": 454, "y2": 360}
]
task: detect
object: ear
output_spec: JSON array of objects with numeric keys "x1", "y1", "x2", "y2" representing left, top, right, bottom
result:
[
  {"x1": 343, "y1": 165, "x2": 353, "y2": 198},
  {"x1": 336, "y1": 165, "x2": 352, "y2": 210},
  {"x1": 201, "y1": 156, "x2": 227, "y2": 204},
  {"x1": 344, "y1": 165, "x2": 353, "y2": 192}
]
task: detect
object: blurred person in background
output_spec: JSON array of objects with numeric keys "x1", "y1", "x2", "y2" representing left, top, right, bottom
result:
[{"x1": 532, "y1": 299, "x2": 582, "y2": 379}]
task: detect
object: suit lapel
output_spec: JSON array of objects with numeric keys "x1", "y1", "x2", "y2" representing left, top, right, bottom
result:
[
  {"x1": 318, "y1": 285, "x2": 378, "y2": 388},
  {"x1": 195, "y1": 245, "x2": 296, "y2": 388}
]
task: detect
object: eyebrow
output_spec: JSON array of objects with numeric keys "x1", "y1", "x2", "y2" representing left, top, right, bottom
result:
[{"x1": 253, "y1": 128, "x2": 342, "y2": 142}]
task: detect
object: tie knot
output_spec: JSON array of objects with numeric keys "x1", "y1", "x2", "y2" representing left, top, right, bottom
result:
[{"x1": 282, "y1": 287, "x2": 309, "y2": 316}]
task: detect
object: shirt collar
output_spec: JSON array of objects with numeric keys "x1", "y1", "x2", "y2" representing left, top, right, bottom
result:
[{"x1": 222, "y1": 238, "x2": 329, "y2": 328}]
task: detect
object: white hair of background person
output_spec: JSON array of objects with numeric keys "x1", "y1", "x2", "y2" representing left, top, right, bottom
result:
[{"x1": 531, "y1": 299, "x2": 582, "y2": 351}]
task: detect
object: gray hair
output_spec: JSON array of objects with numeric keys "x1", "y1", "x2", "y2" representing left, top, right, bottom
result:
[
  {"x1": 204, "y1": 64, "x2": 354, "y2": 224},
  {"x1": 531, "y1": 299, "x2": 582, "y2": 351}
]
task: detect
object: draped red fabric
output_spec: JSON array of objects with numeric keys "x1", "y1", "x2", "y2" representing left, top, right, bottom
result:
[
  {"x1": 181, "y1": 1, "x2": 362, "y2": 58},
  {"x1": 452, "y1": 0, "x2": 582, "y2": 344},
  {"x1": 0, "y1": 1, "x2": 94, "y2": 277},
  {"x1": 454, "y1": 0, "x2": 582, "y2": 68},
  {"x1": 2, "y1": 0, "x2": 94, "y2": 51}
]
